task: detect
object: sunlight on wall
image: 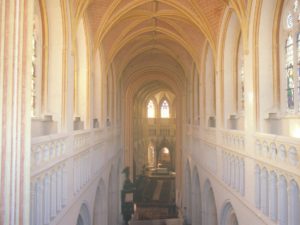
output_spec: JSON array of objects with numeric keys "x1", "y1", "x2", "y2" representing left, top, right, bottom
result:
[{"x1": 291, "y1": 124, "x2": 300, "y2": 138}]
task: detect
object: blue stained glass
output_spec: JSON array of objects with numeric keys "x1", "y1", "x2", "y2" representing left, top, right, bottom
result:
[
  {"x1": 286, "y1": 35, "x2": 295, "y2": 110},
  {"x1": 161, "y1": 100, "x2": 169, "y2": 118}
]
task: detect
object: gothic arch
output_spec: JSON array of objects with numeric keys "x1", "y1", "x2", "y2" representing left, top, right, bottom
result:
[
  {"x1": 93, "y1": 179, "x2": 106, "y2": 225},
  {"x1": 269, "y1": 171, "x2": 278, "y2": 221},
  {"x1": 184, "y1": 160, "x2": 192, "y2": 224},
  {"x1": 107, "y1": 167, "x2": 114, "y2": 225},
  {"x1": 221, "y1": 9, "x2": 242, "y2": 129},
  {"x1": 289, "y1": 179, "x2": 300, "y2": 225},
  {"x1": 192, "y1": 167, "x2": 202, "y2": 225},
  {"x1": 145, "y1": 98, "x2": 157, "y2": 118},
  {"x1": 159, "y1": 97, "x2": 171, "y2": 118},
  {"x1": 44, "y1": 0, "x2": 65, "y2": 123},
  {"x1": 31, "y1": 0, "x2": 45, "y2": 117},
  {"x1": 261, "y1": 167, "x2": 269, "y2": 216},
  {"x1": 203, "y1": 179, "x2": 217, "y2": 225},
  {"x1": 203, "y1": 43, "x2": 216, "y2": 127},
  {"x1": 220, "y1": 201, "x2": 239, "y2": 225},
  {"x1": 74, "y1": 17, "x2": 90, "y2": 128},
  {"x1": 93, "y1": 0, "x2": 217, "y2": 57},
  {"x1": 93, "y1": 49, "x2": 104, "y2": 127},
  {"x1": 255, "y1": 165, "x2": 261, "y2": 209},
  {"x1": 278, "y1": 175, "x2": 288, "y2": 225},
  {"x1": 255, "y1": 0, "x2": 279, "y2": 131},
  {"x1": 77, "y1": 203, "x2": 91, "y2": 225}
]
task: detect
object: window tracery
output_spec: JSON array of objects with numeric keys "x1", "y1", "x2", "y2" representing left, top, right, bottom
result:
[
  {"x1": 283, "y1": 0, "x2": 300, "y2": 112},
  {"x1": 31, "y1": 22, "x2": 37, "y2": 117},
  {"x1": 237, "y1": 35, "x2": 245, "y2": 112},
  {"x1": 161, "y1": 100, "x2": 170, "y2": 118},
  {"x1": 147, "y1": 100, "x2": 155, "y2": 118}
]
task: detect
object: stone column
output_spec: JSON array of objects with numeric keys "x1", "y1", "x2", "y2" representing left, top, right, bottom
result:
[{"x1": 0, "y1": 0, "x2": 33, "y2": 224}]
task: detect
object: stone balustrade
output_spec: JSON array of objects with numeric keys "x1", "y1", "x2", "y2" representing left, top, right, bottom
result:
[
  {"x1": 31, "y1": 134, "x2": 67, "y2": 169},
  {"x1": 30, "y1": 162, "x2": 67, "y2": 225},
  {"x1": 220, "y1": 129, "x2": 245, "y2": 152},
  {"x1": 255, "y1": 133, "x2": 300, "y2": 169},
  {"x1": 222, "y1": 150, "x2": 245, "y2": 196},
  {"x1": 74, "y1": 130, "x2": 92, "y2": 152},
  {"x1": 30, "y1": 128, "x2": 118, "y2": 225}
]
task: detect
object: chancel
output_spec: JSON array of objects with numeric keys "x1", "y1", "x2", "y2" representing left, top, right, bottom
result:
[{"x1": 1, "y1": 1, "x2": 300, "y2": 225}]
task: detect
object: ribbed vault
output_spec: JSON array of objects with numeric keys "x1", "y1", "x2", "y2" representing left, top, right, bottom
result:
[
  {"x1": 84, "y1": 0, "x2": 230, "y2": 73},
  {"x1": 70, "y1": 0, "x2": 250, "y2": 189}
]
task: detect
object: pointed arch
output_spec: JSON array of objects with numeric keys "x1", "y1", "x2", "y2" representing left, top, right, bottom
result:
[
  {"x1": 44, "y1": 0, "x2": 64, "y2": 123},
  {"x1": 269, "y1": 171, "x2": 278, "y2": 221},
  {"x1": 278, "y1": 175, "x2": 288, "y2": 225},
  {"x1": 204, "y1": 44, "x2": 216, "y2": 127},
  {"x1": 77, "y1": 203, "x2": 91, "y2": 225},
  {"x1": 203, "y1": 179, "x2": 218, "y2": 225},
  {"x1": 93, "y1": 49, "x2": 104, "y2": 127},
  {"x1": 74, "y1": 17, "x2": 90, "y2": 129},
  {"x1": 93, "y1": 179, "x2": 106, "y2": 225},
  {"x1": 192, "y1": 167, "x2": 202, "y2": 225},
  {"x1": 160, "y1": 99, "x2": 170, "y2": 118},
  {"x1": 255, "y1": 165, "x2": 261, "y2": 209},
  {"x1": 184, "y1": 160, "x2": 192, "y2": 224},
  {"x1": 260, "y1": 167, "x2": 269, "y2": 216},
  {"x1": 289, "y1": 180, "x2": 300, "y2": 225},
  {"x1": 220, "y1": 201, "x2": 239, "y2": 225},
  {"x1": 221, "y1": 9, "x2": 243, "y2": 129},
  {"x1": 147, "y1": 99, "x2": 156, "y2": 118}
]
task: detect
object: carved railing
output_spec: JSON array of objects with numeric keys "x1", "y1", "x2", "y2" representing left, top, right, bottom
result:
[
  {"x1": 30, "y1": 162, "x2": 67, "y2": 225},
  {"x1": 255, "y1": 133, "x2": 300, "y2": 169},
  {"x1": 74, "y1": 130, "x2": 92, "y2": 152},
  {"x1": 30, "y1": 128, "x2": 119, "y2": 225},
  {"x1": 222, "y1": 150, "x2": 245, "y2": 196},
  {"x1": 31, "y1": 134, "x2": 67, "y2": 169},
  {"x1": 220, "y1": 129, "x2": 245, "y2": 152}
]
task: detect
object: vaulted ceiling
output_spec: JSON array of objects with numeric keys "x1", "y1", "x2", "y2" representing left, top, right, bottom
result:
[
  {"x1": 73, "y1": 0, "x2": 249, "y2": 100},
  {"x1": 86, "y1": 0, "x2": 226, "y2": 72}
]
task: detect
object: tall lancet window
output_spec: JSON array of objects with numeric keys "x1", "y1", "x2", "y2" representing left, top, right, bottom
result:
[
  {"x1": 31, "y1": 2, "x2": 43, "y2": 118},
  {"x1": 286, "y1": 34, "x2": 295, "y2": 110},
  {"x1": 282, "y1": 0, "x2": 300, "y2": 112},
  {"x1": 237, "y1": 36, "x2": 245, "y2": 112},
  {"x1": 161, "y1": 100, "x2": 170, "y2": 118},
  {"x1": 147, "y1": 100, "x2": 155, "y2": 118},
  {"x1": 31, "y1": 21, "x2": 37, "y2": 116}
]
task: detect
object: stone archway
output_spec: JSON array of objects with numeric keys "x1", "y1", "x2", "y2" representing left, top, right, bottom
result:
[
  {"x1": 77, "y1": 203, "x2": 91, "y2": 225},
  {"x1": 107, "y1": 167, "x2": 114, "y2": 225},
  {"x1": 93, "y1": 179, "x2": 106, "y2": 225},
  {"x1": 203, "y1": 180, "x2": 217, "y2": 225},
  {"x1": 184, "y1": 161, "x2": 192, "y2": 224},
  {"x1": 192, "y1": 167, "x2": 202, "y2": 225},
  {"x1": 107, "y1": 165, "x2": 119, "y2": 225},
  {"x1": 220, "y1": 202, "x2": 239, "y2": 225}
]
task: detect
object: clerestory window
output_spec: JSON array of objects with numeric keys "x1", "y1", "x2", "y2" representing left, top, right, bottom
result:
[
  {"x1": 161, "y1": 100, "x2": 170, "y2": 118},
  {"x1": 147, "y1": 100, "x2": 155, "y2": 118},
  {"x1": 282, "y1": 0, "x2": 300, "y2": 113}
]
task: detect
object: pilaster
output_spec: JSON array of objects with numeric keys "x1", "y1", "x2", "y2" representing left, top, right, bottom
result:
[{"x1": 0, "y1": 0, "x2": 33, "y2": 224}]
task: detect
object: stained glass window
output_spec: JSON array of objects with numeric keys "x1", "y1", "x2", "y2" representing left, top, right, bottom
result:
[
  {"x1": 283, "y1": 0, "x2": 300, "y2": 112},
  {"x1": 161, "y1": 100, "x2": 170, "y2": 118},
  {"x1": 31, "y1": 20, "x2": 37, "y2": 117},
  {"x1": 238, "y1": 36, "x2": 245, "y2": 112},
  {"x1": 286, "y1": 35, "x2": 295, "y2": 110},
  {"x1": 147, "y1": 100, "x2": 155, "y2": 118},
  {"x1": 297, "y1": 33, "x2": 300, "y2": 110},
  {"x1": 287, "y1": 12, "x2": 293, "y2": 29}
]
